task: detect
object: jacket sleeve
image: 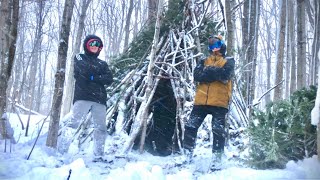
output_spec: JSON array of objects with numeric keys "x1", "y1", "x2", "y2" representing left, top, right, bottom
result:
[
  {"x1": 91, "y1": 62, "x2": 113, "y2": 86},
  {"x1": 74, "y1": 54, "x2": 91, "y2": 81},
  {"x1": 194, "y1": 57, "x2": 235, "y2": 83}
]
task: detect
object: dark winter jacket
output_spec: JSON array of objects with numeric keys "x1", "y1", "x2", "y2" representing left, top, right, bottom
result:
[
  {"x1": 193, "y1": 55, "x2": 235, "y2": 108},
  {"x1": 73, "y1": 35, "x2": 113, "y2": 105}
]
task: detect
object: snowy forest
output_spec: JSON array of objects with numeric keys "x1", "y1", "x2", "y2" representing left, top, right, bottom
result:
[{"x1": 0, "y1": 0, "x2": 320, "y2": 179}]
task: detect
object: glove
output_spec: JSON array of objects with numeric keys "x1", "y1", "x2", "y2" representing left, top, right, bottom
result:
[{"x1": 90, "y1": 75, "x2": 94, "y2": 80}]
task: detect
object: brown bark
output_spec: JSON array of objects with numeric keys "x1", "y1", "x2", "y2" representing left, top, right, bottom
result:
[
  {"x1": 0, "y1": 0, "x2": 19, "y2": 140},
  {"x1": 225, "y1": 0, "x2": 235, "y2": 56},
  {"x1": 46, "y1": 0, "x2": 75, "y2": 148},
  {"x1": 274, "y1": 0, "x2": 287, "y2": 101},
  {"x1": 296, "y1": 0, "x2": 307, "y2": 89}
]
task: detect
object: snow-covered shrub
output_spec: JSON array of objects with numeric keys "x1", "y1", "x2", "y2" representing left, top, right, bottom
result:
[{"x1": 248, "y1": 86, "x2": 317, "y2": 169}]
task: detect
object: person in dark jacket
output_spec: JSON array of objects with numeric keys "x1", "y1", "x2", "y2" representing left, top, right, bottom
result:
[
  {"x1": 58, "y1": 35, "x2": 113, "y2": 156},
  {"x1": 183, "y1": 35, "x2": 235, "y2": 170}
]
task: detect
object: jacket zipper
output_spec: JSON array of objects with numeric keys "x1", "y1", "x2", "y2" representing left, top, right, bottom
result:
[
  {"x1": 205, "y1": 84, "x2": 210, "y2": 105},
  {"x1": 205, "y1": 55, "x2": 219, "y2": 105}
]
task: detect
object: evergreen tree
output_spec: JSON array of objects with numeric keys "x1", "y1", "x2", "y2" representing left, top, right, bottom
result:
[{"x1": 248, "y1": 86, "x2": 317, "y2": 169}]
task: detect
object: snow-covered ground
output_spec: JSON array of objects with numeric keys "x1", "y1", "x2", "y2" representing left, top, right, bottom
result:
[{"x1": 0, "y1": 113, "x2": 320, "y2": 180}]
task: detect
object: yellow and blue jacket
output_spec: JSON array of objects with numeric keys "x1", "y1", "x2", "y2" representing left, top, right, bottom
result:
[{"x1": 193, "y1": 55, "x2": 235, "y2": 108}]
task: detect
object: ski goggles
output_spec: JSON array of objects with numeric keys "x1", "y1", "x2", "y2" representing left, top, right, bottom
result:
[
  {"x1": 87, "y1": 39, "x2": 102, "y2": 47},
  {"x1": 208, "y1": 36, "x2": 223, "y2": 51}
]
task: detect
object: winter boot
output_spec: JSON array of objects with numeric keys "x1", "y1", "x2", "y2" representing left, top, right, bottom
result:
[{"x1": 210, "y1": 151, "x2": 225, "y2": 171}]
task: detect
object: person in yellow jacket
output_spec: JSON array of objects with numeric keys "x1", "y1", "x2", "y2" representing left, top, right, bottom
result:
[{"x1": 183, "y1": 35, "x2": 235, "y2": 170}]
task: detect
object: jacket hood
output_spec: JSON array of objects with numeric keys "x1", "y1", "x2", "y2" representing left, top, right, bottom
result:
[{"x1": 83, "y1": 34, "x2": 104, "y2": 57}]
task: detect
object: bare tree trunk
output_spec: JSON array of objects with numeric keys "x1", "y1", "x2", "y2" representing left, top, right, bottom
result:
[
  {"x1": 241, "y1": 0, "x2": 249, "y2": 103},
  {"x1": 251, "y1": 0, "x2": 260, "y2": 101},
  {"x1": 297, "y1": 0, "x2": 307, "y2": 89},
  {"x1": 124, "y1": 0, "x2": 134, "y2": 51},
  {"x1": 148, "y1": 0, "x2": 158, "y2": 24},
  {"x1": 289, "y1": 0, "x2": 297, "y2": 94},
  {"x1": 46, "y1": 0, "x2": 75, "y2": 148},
  {"x1": 241, "y1": 0, "x2": 260, "y2": 109},
  {"x1": 0, "y1": 2, "x2": 10, "y2": 134},
  {"x1": 274, "y1": 0, "x2": 287, "y2": 101},
  {"x1": 225, "y1": 0, "x2": 235, "y2": 56},
  {"x1": 310, "y1": 0, "x2": 320, "y2": 85},
  {"x1": 285, "y1": 1, "x2": 290, "y2": 98},
  {"x1": 260, "y1": 5, "x2": 274, "y2": 104},
  {"x1": 0, "y1": 0, "x2": 19, "y2": 140},
  {"x1": 133, "y1": 0, "x2": 141, "y2": 37},
  {"x1": 246, "y1": 0, "x2": 260, "y2": 112},
  {"x1": 61, "y1": 0, "x2": 92, "y2": 118}
]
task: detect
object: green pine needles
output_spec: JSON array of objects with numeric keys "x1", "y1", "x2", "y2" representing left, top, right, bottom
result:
[{"x1": 248, "y1": 86, "x2": 317, "y2": 169}]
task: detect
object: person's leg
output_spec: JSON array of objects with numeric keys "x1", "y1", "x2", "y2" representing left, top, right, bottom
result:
[
  {"x1": 183, "y1": 105, "x2": 207, "y2": 153},
  {"x1": 209, "y1": 106, "x2": 228, "y2": 170},
  {"x1": 210, "y1": 107, "x2": 228, "y2": 153},
  {"x1": 68, "y1": 100, "x2": 93, "y2": 128},
  {"x1": 58, "y1": 100, "x2": 92, "y2": 154},
  {"x1": 90, "y1": 102, "x2": 107, "y2": 156}
]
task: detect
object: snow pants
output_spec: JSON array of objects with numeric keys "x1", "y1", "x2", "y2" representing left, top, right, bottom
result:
[
  {"x1": 58, "y1": 100, "x2": 107, "y2": 156},
  {"x1": 183, "y1": 105, "x2": 228, "y2": 153}
]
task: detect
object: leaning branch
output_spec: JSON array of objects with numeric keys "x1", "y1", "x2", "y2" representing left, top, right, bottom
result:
[{"x1": 252, "y1": 79, "x2": 285, "y2": 106}]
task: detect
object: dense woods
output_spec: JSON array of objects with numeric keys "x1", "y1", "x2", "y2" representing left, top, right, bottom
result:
[{"x1": 0, "y1": 0, "x2": 319, "y2": 164}]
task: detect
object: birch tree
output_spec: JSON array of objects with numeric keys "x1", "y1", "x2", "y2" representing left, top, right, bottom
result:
[{"x1": 46, "y1": 0, "x2": 75, "y2": 148}]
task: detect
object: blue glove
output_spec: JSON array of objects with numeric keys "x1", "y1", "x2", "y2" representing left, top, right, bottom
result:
[{"x1": 90, "y1": 75, "x2": 94, "y2": 80}]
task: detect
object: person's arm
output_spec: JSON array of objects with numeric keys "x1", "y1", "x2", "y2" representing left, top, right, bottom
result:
[
  {"x1": 194, "y1": 57, "x2": 235, "y2": 83},
  {"x1": 90, "y1": 62, "x2": 113, "y2": 86}
]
